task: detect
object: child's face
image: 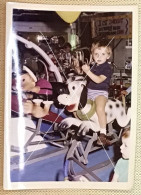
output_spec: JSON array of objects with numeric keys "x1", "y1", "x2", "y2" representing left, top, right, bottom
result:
[
  {"x1": 120, "y1": 137, "x2": 130, "y2": 159},
  {"x1": 92, "y1": 47, "x2": 110, "y2": 65}
]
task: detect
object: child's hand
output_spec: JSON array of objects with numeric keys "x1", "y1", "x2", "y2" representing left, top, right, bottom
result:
[
  {"x1": 82, "y1": 64, "x2": 90, "y2": 74},
  {"x1": 121, "y1": 90, "x2": 128, "y2": 96}
]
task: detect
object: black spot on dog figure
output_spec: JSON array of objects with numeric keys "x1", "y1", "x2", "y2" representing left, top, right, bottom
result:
[
  {"x1": 109, "y1": 105, "x2": 113, "y2": 109},
  {"x1": 116, "y1": 103, "x2": 120, "y2": 108}
]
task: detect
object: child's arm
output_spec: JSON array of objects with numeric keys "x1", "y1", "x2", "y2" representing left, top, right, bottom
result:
[
  {"x1": 111, "y1": 172, "x2": 119, "y2": 182},
  {"x1": 82, "y1": 64, "x2": 107, "y2": 83}
]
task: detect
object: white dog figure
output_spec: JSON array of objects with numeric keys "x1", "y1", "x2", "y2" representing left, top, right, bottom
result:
[{"x1": 57, "y1": 76, "x2": 131, "y2": 145}]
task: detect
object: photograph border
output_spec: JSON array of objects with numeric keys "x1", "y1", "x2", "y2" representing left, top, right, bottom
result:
[{"x1": 4, "y1": 2, "x2": 138, "y2": 190}]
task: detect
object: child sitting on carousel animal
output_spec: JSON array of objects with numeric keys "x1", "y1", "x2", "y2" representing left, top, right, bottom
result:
[{"x1": 82, "y1": 39, "x2": 113, "y2": 146}]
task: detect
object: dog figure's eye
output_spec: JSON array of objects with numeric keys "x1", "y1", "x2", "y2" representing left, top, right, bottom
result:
[{"x1": 72, "y1": 86, "x2": 75, "y2": 90}]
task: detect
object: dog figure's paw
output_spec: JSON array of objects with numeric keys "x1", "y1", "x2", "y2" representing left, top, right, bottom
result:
[
  {"x1": 78, "y1": 123, "x2": 90, "y2": 136},
  {"x1": 58, "y1": 118, "x2": 82, "y2": 130},
  {"x1": 78, "y1": 121, "x2": 100, "y2": 136},
  {"x1": 58, "y1": 121, "x2": 69, "y2": 130}
]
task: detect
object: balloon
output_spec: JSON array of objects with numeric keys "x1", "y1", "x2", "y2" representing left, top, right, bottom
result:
[{"x1": 56, "y1": 11, "x2": 81, "y2": 24}]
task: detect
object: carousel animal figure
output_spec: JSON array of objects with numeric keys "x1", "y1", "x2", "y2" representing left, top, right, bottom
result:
[{"x1": 57, "y1": 76, "x2": 131, "y2": 146}]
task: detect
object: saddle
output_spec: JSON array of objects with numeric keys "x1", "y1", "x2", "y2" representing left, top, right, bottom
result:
[{"x1": 76, "y1": 99, "x2": 96, "y2": 120}]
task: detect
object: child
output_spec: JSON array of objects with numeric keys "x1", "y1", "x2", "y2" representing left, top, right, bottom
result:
[
  {"x1": 111, "y1": 127, "x2": 130, "y2": 182},
  {"x1": 82, "y1": 39, "x2": 112, "y2": 146},
  {"x1": 121, "y1": 86, "x2": 131, "y2": 96}
]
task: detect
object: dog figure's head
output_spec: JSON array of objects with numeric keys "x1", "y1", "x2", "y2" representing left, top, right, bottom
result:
[{"x1": 57, "y1": 76, "x2": 87, "y2": 112}]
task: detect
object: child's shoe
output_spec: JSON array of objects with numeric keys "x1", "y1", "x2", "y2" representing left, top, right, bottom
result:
[{"x1": 97, "y1": 133, "x2": 111, "y2": 146}]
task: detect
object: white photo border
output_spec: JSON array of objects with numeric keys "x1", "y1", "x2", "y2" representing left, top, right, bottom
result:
[{"x1": 4, "y1": 2, "x2": 138, "y2": 190}]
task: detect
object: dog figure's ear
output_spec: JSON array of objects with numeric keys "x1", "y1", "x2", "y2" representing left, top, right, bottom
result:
[
  {"x1": 50, "y1": 82, "x2": 69, "y2": 108},
  {"x1": 78, "y1": 85, "x2": 87, "y2": 109}
]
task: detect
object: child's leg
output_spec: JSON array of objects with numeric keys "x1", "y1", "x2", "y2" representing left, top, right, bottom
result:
[
  {"x1": 95, "y1": 95, "x2": 107, "y2": 131},
  {"x1": 95, "y1": 95, "x2": 110, "y2": 145}
]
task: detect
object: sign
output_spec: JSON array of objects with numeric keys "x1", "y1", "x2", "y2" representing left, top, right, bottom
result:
[{"x1": 92, "y1": 14, "x2": 132, "y2": 39}]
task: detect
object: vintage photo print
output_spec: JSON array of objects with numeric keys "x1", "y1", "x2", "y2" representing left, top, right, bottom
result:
[{"x1": 4, "y1": 2, "x2": 138, "y2": 190}]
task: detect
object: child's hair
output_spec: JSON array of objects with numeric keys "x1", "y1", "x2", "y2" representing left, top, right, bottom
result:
[
  {"x1": 122, "y1": 127, "x2": 130, "y2": 138},
  {"x1": 91, "y1": 39, "x2": 112, "y2": 57}
]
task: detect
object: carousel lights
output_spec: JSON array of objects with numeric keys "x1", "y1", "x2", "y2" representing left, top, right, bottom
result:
[
  {"x1": 70, "y1": 34, "x2": 76, "y2": 49},
  {"x1": 36, "y1": 35, "x2": 43, "y2": 42},
  {"x1": 70, "y1": 23, "x2": 77, "y2": 49},
  {"x1": 36, "y1": 35, "x2": 48, "y2": 42}
]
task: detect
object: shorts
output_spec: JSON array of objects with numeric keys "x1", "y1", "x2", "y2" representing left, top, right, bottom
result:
[{"x1": 87, "y1": 89, "x2": 108, "y2": 101}]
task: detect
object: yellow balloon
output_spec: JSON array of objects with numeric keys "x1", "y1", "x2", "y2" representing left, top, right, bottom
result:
[{"x1": 56, "y1": 11, "x2": 81, "y2": 24}]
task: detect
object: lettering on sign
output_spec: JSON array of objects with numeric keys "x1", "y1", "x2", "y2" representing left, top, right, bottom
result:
[{"x1": 92, "y1": 14, "x2": 132, "y2": 39}]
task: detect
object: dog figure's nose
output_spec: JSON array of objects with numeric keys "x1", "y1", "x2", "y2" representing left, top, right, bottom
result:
[{"x1": 71, "y1": 76, "x2": 75, "y2": 81}]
